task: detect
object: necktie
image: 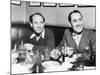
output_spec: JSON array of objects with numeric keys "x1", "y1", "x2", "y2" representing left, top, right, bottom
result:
[{"x1": 73, "y1": 34, "x2": 80, "y2": 47}]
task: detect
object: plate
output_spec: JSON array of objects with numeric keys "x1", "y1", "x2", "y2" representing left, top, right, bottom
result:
[
  {"x1": 61, "y1": 62, "x2": 73, "y2": 70},
  {"x1": 42, "y1": 61, "x2": 73, "y2": 72},
  {"x1": 42, "y1": 61, "x2": 60, "y2": 69}
]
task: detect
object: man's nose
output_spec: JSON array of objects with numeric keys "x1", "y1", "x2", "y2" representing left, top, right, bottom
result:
[
  {"x1": 37, "y1": 23, "x2": 42, "y2": 26},
  {"x1": 76, "y1": 22, "x2": 81, "y2": 26}
]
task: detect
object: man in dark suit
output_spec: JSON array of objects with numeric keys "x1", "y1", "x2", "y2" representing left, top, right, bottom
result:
[
  {"x1": 14, "y1": 13, "x2": 55, "y2": 64},
  {"x1": 58, "y1": 10, "x2": 96, "y2": 64},
  {"x1": 12, "y1": 13, "x2": 55, "y2": 73},
  {"x1": 23, "y1": 13, "x2": 55, "y2": 53}
]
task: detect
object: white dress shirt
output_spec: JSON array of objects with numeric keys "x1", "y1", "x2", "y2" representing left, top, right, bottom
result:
[
  {"x1": 30, "y1": 29, "x2": 45, "y2": 41},
  {"x1": 72, "y1": 33, "x2": 82, "y2": 47}
]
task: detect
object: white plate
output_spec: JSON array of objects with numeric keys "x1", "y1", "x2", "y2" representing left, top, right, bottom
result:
[
  {"x1": 43, "y1": 61, "x2": 73, "y2": 72},
  {"x1": 42, "y1": 61, "x2": 60, "y2": 69},
  {"x1": 44, "y1": 66, "x2": 63, "y2": 72}
]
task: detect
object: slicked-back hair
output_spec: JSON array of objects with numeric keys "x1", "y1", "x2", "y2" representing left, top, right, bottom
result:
[
  {"x1": 68, "y1": 10, "x2": 83, "y2": 23},
  {"x1": 29, "y1": 13, "x2": 45, "y2": 23}
]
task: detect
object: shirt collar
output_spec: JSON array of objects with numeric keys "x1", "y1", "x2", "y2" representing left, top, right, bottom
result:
[
  {"x1": 72, "y1": 32, "x2": 82, "y2": 36},
  {"x1": 30, "y1": 29, "x2": 45, "y2": 39},
  {"x1": 72, "y1": 33, "x2": 77, "y2": 36}
]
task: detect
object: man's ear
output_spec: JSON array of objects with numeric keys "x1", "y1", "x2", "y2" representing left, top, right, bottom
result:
[{"x1": 29, "y1": 22, "x2": 32, "y2": 27}]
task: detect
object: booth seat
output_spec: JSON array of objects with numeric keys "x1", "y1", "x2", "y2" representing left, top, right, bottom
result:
[{"x1": 11, "y1": 22, "x2": 67, "y2": 48}]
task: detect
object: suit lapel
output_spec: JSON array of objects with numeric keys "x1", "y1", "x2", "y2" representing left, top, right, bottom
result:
[
  {"x1": 69, "y1": 32, "x2": 77, "y2": 50},
  {"x1": 78, "y1": 29, "x2": 87, "y2": 51}
]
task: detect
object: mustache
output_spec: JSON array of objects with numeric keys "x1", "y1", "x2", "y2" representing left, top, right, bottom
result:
[
  {"x1": 74, "y1": 24, "x2": 83, "y2": 28},
  {"x1": 37, "y1": 26, "x2": 43, "y2": 28},
  {"x1": 76, "y1": 25, "x2": 82, "y2": 27}
]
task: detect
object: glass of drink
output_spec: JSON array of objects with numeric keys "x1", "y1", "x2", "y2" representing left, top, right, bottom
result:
[{"x1": 44, "y1": 48, "x2": 50, "y2": 60}]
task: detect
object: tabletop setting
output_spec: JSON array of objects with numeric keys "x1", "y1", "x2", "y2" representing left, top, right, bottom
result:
[{"x1": 11, "y1": 42, "x2": 96, "y2": 74}]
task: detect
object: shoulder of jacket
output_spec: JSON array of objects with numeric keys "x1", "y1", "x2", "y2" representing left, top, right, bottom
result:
[
  {"x1": 64, "y1": 28, "x2": 71, "y2": 34},
  {"x1": 83, "y1": 29, "x2": 96, "y2": 38}
]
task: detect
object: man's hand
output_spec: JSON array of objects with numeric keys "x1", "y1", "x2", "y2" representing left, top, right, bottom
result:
[
  {"x1": 69, "y1": 53, "x2": 82, "y2": 62},
  {"x1": 50, "y1": 49, "x2": 61, "y2": 60},
  {"x1": 73, "y1": 53, "x2": 82, "y2": 59},
  {"x1": 24, "y1": 43, "x2": 34, "y2": 50},
  {"x1": 61, "y1": 46, "x2": 74, "y2": 56}
]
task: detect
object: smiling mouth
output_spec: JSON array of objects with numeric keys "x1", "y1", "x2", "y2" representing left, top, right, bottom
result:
[
  {"x1": 36, "y1": 27, "x2": 41, "y2": 29},
  {"x1": 37, "y1": 29, "x2": 42, "y2": 31},
  {"x1": 75, "y1": 25, "x2": 83, "y2": 28},
  {"x1": 76, "y1": 24, "x2": 81, "y2": 27}
]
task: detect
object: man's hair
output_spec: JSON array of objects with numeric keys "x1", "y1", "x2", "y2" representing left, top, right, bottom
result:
[
  {"x1": 29, "y1": 13, "x2": 45, "y2": 23},
  {"x1": 68, "y1": 10, "x2": 83, "y2": 23}
]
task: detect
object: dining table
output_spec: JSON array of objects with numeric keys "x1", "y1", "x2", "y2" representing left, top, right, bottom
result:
[
  {"x1": 11, "y1": 57, "x2": 96, "y2": 75},
  {"x1": 11, "y1": 44, "x2": 96, "y2": 75}
]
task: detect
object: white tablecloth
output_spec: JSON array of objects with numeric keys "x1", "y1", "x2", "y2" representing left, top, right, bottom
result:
[
  {"x1": 12, "y1": 63, "x2": 33, "y2": 74},
  {"x1": 12, "y1": 62, "x2": 96, "y2": 74}
]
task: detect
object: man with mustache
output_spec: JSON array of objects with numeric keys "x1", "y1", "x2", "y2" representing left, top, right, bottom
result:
[{"x1": 58, "y1": 10, "x2": 96, "y2": 65}]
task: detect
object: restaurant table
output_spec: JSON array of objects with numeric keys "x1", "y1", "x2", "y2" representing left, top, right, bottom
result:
[
  {"x1": 11, "y1": 61, "x2": 96, "y2": 74},
  {"x1": 11, "y1": 48, "x2": 96, "y2": 74}
]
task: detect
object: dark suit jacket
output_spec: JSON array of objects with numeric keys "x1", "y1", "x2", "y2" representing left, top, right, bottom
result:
[
  {"x1": 17, "y1": 28, "x2": 55, "y2": 54},
  {"x1": 59, "y1": 28, "x2": 96, "y2": 59}
]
